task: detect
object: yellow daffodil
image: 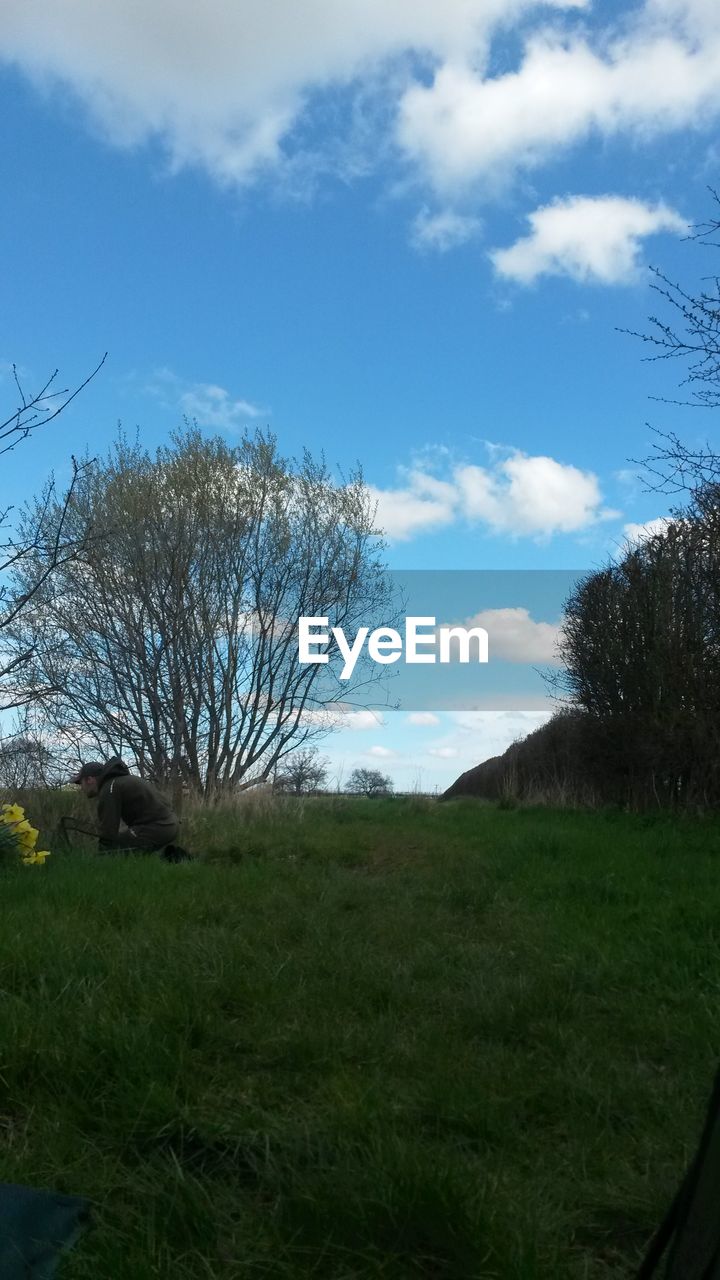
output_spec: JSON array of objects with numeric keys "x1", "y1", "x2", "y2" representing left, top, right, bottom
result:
[
  {"x1": 22, "y1": 850, "x2": 51, "y2": 865},
  {"x1": 0, "y1": 799, "x2": 50, "y2": 865},
  {"x1": 1, "y1": 803, "x2": 25, "y2": 823}
]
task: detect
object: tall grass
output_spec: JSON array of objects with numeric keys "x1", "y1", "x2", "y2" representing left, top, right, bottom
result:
[{"x1": 2, "y1": 795, "x2": 720, "y2": 1276}]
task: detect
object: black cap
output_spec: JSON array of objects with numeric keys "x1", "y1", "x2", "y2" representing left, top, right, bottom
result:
[{"x1": 70, "y1": 762, "x2": 105, "y2": 785}]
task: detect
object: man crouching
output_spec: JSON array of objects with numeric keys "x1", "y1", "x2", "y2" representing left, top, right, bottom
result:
[{"x1": 71, "y1": 757, "x2": 192, "y2": 861}]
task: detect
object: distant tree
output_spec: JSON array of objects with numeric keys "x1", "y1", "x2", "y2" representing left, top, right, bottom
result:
[
  {"x1": 347, "y1": 767, "x2": 393, "y2": 797},
  {"x1": 274, "y1": 747, "x2": 329, "y2": 795},
  {"x1": 0, "y1": 732, "x2": 52, "y2": 789}
]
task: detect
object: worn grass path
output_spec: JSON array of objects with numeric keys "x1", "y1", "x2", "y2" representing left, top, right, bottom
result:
[{"x1": 2, "y1": 797, "x2": 720, "y2": 1277}]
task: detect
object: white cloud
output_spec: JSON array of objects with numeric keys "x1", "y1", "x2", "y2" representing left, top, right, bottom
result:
[
  {"x1": 446, "y1": 608, "x2": 561, "y2": 663},
  {"x1": 646, "y1": 0, "x2": 720, "y2": 38},
  {"x1": 407, "y1": 711, "x2": 440, "y2": 726},
  {"x1": 344, "y1": 710, "x2": 387, "y2": 731},
  {"x1": 317, "y1": 706, "x2": 561, "y2": 792},
  {"x1": 397, "y1": 26, "x2": 720, "y2": 194},
  {"x1": 301, "y1": 706, "x2": 385, "y2": 731},
  {"x1": 410, "y1": 207, "x2": 482, "y2": 252},
  {"x1": 368, "y1": 744, "x2": 395, "y2": 758},
  {"x1": 455, "y1": 450, "x2": 617, "y2": 537},
  {"x1": 0, "y1": 0, "x2": 587, "y2": 189},
  {"x1": 4, "y1": 0, "x2": 717, "y2": 278},
  {"x1": 148, "y1": 368, "x2": 265, "y2": 427},
  {"x1": 371, "y1": 447, "x2": 615, "y2": 541},
  {"x1": 491, "y1": 196, "x2": 687, "y2": 285},
  {"x1": 418, "y1": 707, "x2": 554, "y2": 773},
  {"x1": 623, "y1": 516, "x2": 674, "y2": 542},
  {"x1": 447, "y1": 707, "x2": 554, "y2": 753},
  {"x1": 368, "y1": 470, "x2": 456, "y2": 541},
  {"x1": 448, "y1": 708, "x2": 553, "y2": 732},
  {"x1": 178, "y1": 383, "x2": 266, "y2": 427}
]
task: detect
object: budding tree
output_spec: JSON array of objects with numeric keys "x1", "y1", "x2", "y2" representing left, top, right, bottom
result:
[{"x1": 8, "y1": 425, "x2": 398, "y2": 799}]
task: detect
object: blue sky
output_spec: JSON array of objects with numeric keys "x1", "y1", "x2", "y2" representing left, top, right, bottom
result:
[{"x1": 1, "y1": 0, "x2": 719, "y2": 790}]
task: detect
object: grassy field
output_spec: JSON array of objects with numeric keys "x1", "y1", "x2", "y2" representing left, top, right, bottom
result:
[{"x1": 2, "y1": 793, "x2": 720, "y2": 1278}]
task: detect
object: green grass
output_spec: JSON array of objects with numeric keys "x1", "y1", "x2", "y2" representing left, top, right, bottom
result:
[{"x1": 2, "y1": 795, "x2": 720, "y2": 1277}]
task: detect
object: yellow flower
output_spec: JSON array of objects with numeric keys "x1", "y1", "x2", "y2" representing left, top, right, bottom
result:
[
  {"x1": 12, "y1": 823, "x2": 39, "y2": 851},
  {"x1": 22, "y1": 850, "x2": 50, "y2": 866},
  {"x1": 1, "y1": 803, "x2": 24, "y2": 824},
  {"x1": 0, "y1": 800, "x2": 49, "y2": 864}
]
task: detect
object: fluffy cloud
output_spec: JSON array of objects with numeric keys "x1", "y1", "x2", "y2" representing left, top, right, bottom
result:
[
  {"x1": 490, "y1": 196, "x2": 688, "y2": 285},
  {"x1": 623, "y1": 516, "x2": 674, "y2": 542},
  {"x1": 455, "y1": 452, "x2": 616, "y2": 535},
  {"x1": 448, "y1": 708, "x2": 553, "y2": 732},
  {"x1": 301, "y1": 706, "x2": 385, "y2": 731},
  {"x1": 4, "y1": 0, "x2": 717, "y2": 270},
  {"x1": 177, "y1": 384, "x2": 266, "y2": 427},
  {"x1": 410, "y1": 207, "x2": 482, "y2": 252},
  {"x1": 445, "y1": 608, "x2": 561, "y2": 663},
  {"x1": 420, "y1": 707, "x2": 555, "y2": 772},
  {"x1": 371, "y1": 448, "x2": 615, "y2": 541},
  {"x1": 344, "y1": 710, "x2": 387, "y2": 730},
  {"x1": 407, "y1": 711, "x2": 441, "y2": 726},
  {"x1": 367, "y1": 471, "x2": 456, "y2": 540},
  {"x1": 318, "y1": 707, "x2": 561, "y2": 792},
  {"x1": 0, "y1": 0, "x2": 586, "y2": 187},
  {"x1": 646, "y1": 0, "x2": 720, "y2": 37},
  {"x1": 397, "y1": 27, "x2": 720, "y2": 193},
  {"x1": 149, "y1": 368, "x2": 265, "y2": 426}
]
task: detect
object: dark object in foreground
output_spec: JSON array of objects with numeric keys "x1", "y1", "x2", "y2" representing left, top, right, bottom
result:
[
  {"x1": 160, "y1": 843, "x2": 195, "y2": 863},
  {"x1": 637, "y1": 1061, "x2": 720, "y2": 1276},
  {"x1": 0, "y1": 1181, "x2": 90, "y2": 1279}
]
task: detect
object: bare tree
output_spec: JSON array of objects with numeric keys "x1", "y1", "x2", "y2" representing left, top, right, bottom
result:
[
  {"x1": 0, "y1": 356, "x2": 106, "y2": 710},
  {"x1": 0, "y1": 356, "x2": 106, "y2": 459},
  {"x1": 274, "y1": 747, "x2": 329, "y2": 795},
  {"x1": 9, "y1": 425, "x2": 399, "y2": 799},
  {"x1": 0, "y1": 732, "x2": 52, "y2": 789},
  {"x1": 347, "y1": 767, "x2": 393, "y2": 797},
  {"x1": 620, "y1": 189, "x2": 720, "y2": 410},
  {"x1": 616, "y1": 189, "x2": 720, "y2": 497}
]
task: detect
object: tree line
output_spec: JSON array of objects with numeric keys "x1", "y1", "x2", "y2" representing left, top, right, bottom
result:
[{"x1": 446, "y1": 193, "x2": 720, "y2": 810}]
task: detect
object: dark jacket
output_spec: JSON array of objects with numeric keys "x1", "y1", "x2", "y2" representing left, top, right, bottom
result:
[{"x1": 96, "y1": 758, "x2": 178, "y2": 841}]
